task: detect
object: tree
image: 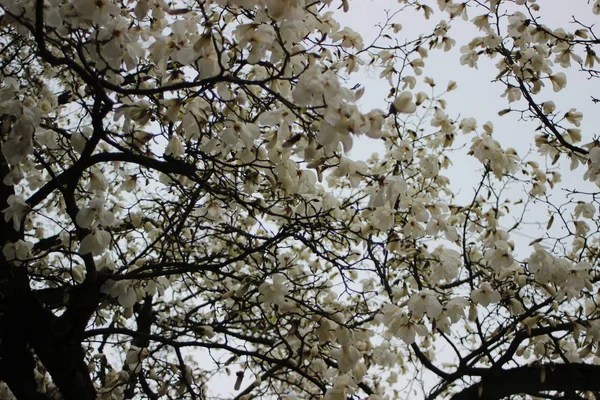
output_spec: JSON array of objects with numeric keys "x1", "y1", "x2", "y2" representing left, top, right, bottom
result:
[{"x1": 0, "y1": 0, "x2": 600, "y2": 398}]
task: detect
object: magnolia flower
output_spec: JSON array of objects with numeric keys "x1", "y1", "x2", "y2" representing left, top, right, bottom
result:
[
  {"x1": 2, "y1": 194, "x2": 30, "y2": 231},
  {"x1": 408, "y1": 289, "x2": 443, "y2": 319},
  {"x1": 431, "y1": 108, "x2": 454, "y2": 134},
  {"x1": 549, "y1": 72, "x2": 567, "y2": 92},
  {"x1": 444, "y1": 297, "x2": 469, "y2": 323},
  {"x1": 471, "y1": 282, "x2": 501, "y2": 306},
  {"x1": 431, "y1": 248, "x2": 460, "y2": 282},
  {"x1": 2, "y1": 116, "x2": 35, "y2": 165},
  {"x1": 3, "y1": 240, "x2": 33, "y2": 265},
  {"x1": 565, "y1": 108, "x2": 583, "y2": 127},
  {"x1": 392, "y1": 139, "x2": 414, "y2": 162},
  {"x1": 89, "y1": 169, "x2": 109, "y2": 192},
  {"x1": 419, "y1": 154, "x2": 440, "y2": 179},
  {"x1": 258, "y1": 274, "x2": 289, "y2": 307},
  {"x1": 126, "y1": 345, "x2": 149, "y2": 372},
  {"x1": 392, "y1": 92, "x2": 417, "y2": 114},
  {"x1": 528, "y1": 244, "x2": 559, "y2": 284},
  {"x1": 574, "y1": 202, "x2": 595, "y2": 219},
  {"x1": 381, "y1": 304, "x2": 428, "y2": 344},
  {"x1": 472, "y1": 14, "x2": 491, "y2": 31},
  {"x1": 584, "y1": 147, "x2": 600, "y2": 182},
  {"x1": 221, "y1": 122, "x2": 260, "y2": 149},
  {"x1": 165, "y1": 134, "x2": 185, "y2": 158},
  {"x1": 501, "y1": 86, "x2": 521, "y2": 103},
  {"x1": 403, "y1": 217, "x2": 426, "y2": 239},
  {"x1": 80, "y1": 229, "x2": 111, "y2": 255},
  {"x1": 331, "y1": 345, "x2": 361, "y2": 373},
  {"x1": 372, "y1": 201, "x2": 397, "y2": 229},
  {"x1": 331, "y1": 27, "x2": 364, "y2": 50},
  {"x1": 410, "y1": 58, "x2": 425, "y2": 75},
  {"x1": 485, "y1": 241, "x2": 514, "y2": 271},
  {"x1": 234, "y1": 23, "x2": 276, "y2": 64},
  {"x1": 542, "y1": 101, "x2": 556, "y2": 114},
  {"x1": 71, "y1": 128, "x2": 92, "y2": 154},
  {"x1": 564, "y1": 262, "x2": 592, "y2": 296},
  {"x1": 573, "y1": 220, "x2": 590, "y2": 237},
  {"x1": 364, "y1": 110, "x2": 385, "y2": 139},
  {"x1": 266, "y1": 0, "x2": 303, "y2": 21},
  {"x1": 75, "y1": 198, "x2": 115, "y2": 229},
  {"x1": 459, "y1": 45, "x2": 478, "y2": 68},
  {"x1": 323, "y1": 374, "x2": 357, "y2": 400},
  {"x1": 316, "y1": 319, "x2": 336, "y2": 344},
  {"x1": 415, "y1": 91, "x2": 429, "y2": 105}
]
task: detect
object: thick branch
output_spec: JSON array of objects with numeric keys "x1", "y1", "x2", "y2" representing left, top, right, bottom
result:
[{"x1": 451, "y1": 363, "x2": 600, "y2": 400}]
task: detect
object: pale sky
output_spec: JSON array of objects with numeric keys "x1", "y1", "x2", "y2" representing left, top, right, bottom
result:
[
  {"x1": 335, "y1": 0, "x2": 600, "y2": 255},
  {"x1": 213, "y1": 1, "x2": 600, "y2": 396}
]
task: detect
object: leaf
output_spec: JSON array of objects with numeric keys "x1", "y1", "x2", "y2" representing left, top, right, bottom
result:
[
  {"x1": 528, "y1": 237, "x2": 543, "y2": 246},
  {"x1": 547, "y1": 214, "x2": 554, "y2": 230}
]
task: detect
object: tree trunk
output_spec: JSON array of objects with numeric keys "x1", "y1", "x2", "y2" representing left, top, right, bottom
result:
[{"x1": 0, "y1": 139, "x2": 97, "y2": 399}]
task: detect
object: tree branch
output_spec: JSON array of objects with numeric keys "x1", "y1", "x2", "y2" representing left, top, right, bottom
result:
[{"x1": 451, "y1": 363, "x2": 600, "y2": 400}]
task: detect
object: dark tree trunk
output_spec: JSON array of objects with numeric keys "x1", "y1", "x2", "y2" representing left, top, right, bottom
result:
[{"x1": 0, "y1": 138, "x2": 97, "y2": 399}]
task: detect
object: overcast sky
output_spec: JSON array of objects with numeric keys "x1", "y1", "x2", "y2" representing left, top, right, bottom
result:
[
  {"x1": 334, "y1": 0, "x2": 600, "y2": 254},
  {"x1": 211, "y1": 1, "x2": 600, "y2": 396}
]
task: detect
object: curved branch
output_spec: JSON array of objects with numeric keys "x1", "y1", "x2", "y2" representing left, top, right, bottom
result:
[{"x1": 451, "y1": 363, "x2": 600, "y2": 400}]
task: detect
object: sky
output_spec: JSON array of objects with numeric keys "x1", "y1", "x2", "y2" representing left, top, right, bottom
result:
[
  {"x1": 185, "y1": 1, "x2": 600, "y2": 397},
  {"x1": 333, "y1": 0, "x2": 600, "y2": 255}
]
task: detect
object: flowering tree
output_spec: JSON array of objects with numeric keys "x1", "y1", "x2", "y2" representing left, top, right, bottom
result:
[{"x1": 1, "y1": 0, "x2": 600, "y2": 399}]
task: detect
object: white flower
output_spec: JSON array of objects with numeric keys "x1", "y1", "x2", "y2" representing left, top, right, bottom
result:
[
  {"x1": 89, "y1": 168, "x2": 108, "y2": 192},
  {"x1": 194, "y1": 325, "x2": 216, "y2": 339},
  {"x1": 528, "y1": 244, "x2": 559, "y2": 284},
  {"x1": 331, "y1": 345, "x2": 361, "y2": 372},
  {"x1": 485, "y1": 241, "x2": 514, "y2": 271},
  {"x1": 403, "y1": 217, "x2": 426, "y2": 239},
  {"x1": 574, "y1": 220, "x2": 590, "y2": 237},
  {"x1": 365, "y1": 110, "x2": 385, "y2": 139},
  {"x1": 3, "y1": 240, "x2": 33, "y2": 265},
  {"x1": 445, "y1": 297, "x2": 469, "y2": 323},
  {"x1": 459, "y1": 45, "x2": 478, "y2": 68},
  {"x1": 371, "y1": 204, "x2": 395, "y2": 231},
  {"x1": 75, "y1": 198, "x2": 115, "y2": 229},
  {"x1": 118, "y1": 286, "x2": 137, "y2": 308},
  {"x1": 258, "y1": 274, "x2": 289, "y2": 307},
  {"x1": 408, "y1": 289, "x2": 443, "y2": 319},
  {"x1": 542, "y1": 101, "x2": 556, "y2": 114},
  {"x1": 431, "y1": 247, "x2": 460, "y2": 283},
  {"x1": 392, "y1": 92, "x2": 417, "y2": 114},
  {"x1": 126, "y1": 346, "x2": 149, "y2": 372},
  {"x1": 221, "y1": 122, "x2": 260, "y2": 149},
  {"x1": 574, "y1": 202, "x2": 595, "y2": 219},
  {"x1": 584, "y1": 147, "x2": 600, "y2": 182},
  {"x1": 316, "y1": 319, "x2": 336, "y2": 344},
  {"x1": 71, "y1": 129, "x2": 91, "y2": 154},
  {"x1": 419, "y1": 154, "x2": 440, "y2": 179},
  {"x1": 431, "y1": 108, "x2": 454, "y2": 134},
  {"x1": 565, "y1": 108, "x2": 583, "y2": 127},
  {"x1": 165, "y1": 134, "x2": 185, "y2": 158},
  {"x1": 549, "y1": 73, "x2": 567, "y2": 92},
  {"x1": 471, "y1": 282, "x2": 501, "y2": 306},
  {"x1": 79, "y1": 229, "x2": 111, "y2": 255},
  {"x1": 2, "y1": 195, "x2": 30, "y2": 231},
  {"x1": 459, "y1": 117, "x2": 477, "y2": 133},
  {"x1": 381, "y1": 304, "x2": 428, "y2": 344},
  {"x1": 267, "y1": 0, "x2": 304, "y2": 21},
  {"x1": 331, "y1": 27, "x2": 364, "y2": 50},
  {"x1": 323, "y1": 374, "x2": 357, "y2": 400},
  {"x1": 2, "y1": 116, "x2": 35, "y2": 165}
]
